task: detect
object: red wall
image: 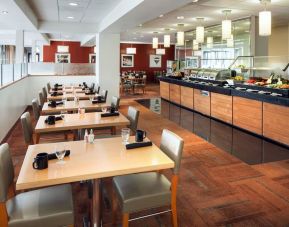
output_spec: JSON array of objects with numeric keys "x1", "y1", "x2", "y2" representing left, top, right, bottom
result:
[
  {"x1": 43, "y1": 41, "x2": 94, "y2": 63},
  {"x1": 120, "y1": 43, "x2": 175, "y2": 81}
]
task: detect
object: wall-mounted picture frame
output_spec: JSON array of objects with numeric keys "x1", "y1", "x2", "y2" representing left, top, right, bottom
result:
[
  {"x1": 121, "y1": 54, "x2": 134, "y2": 67},
  {"x1": 89, "y1": 54, "x2": 96, "y2": 63},
  {"x1": 149, "y1": 55, "x2": 162, "y2": 68},
  {"x1": 55, "y1": 53, "x2": 71, "y2": 63}
]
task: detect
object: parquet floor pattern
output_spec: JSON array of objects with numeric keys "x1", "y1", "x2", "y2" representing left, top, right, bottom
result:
[{"x1": 3, "y1": 84, "x2": 289, "y2": 227}]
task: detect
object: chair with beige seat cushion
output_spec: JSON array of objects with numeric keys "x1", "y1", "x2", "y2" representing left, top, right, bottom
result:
[
  {"x1": 47, "y1": 83, "x2": 51, "y2": 92},
  {"x1": 112, "y1": 129, "x2": 184, "y2": 227},
  {"x1": 20, "y1": 112, "x2": 34, "y2": 145},
  {"x1": 42, "y1": 87, "x2": 47, "y2": 101},
  {"x1": 31, "y1": 98, "x2": 41, "y2": 120},
  {"x1": 20, "y1": 112, "x2": 72, "y2": 145},
  {"x1": 38, "y1": 91, "x2": 45, "y2": 107},
  {"x1": 96, "y1": 85, "x2": 100, "y2": 94},
  {"x1": 0, "y1": 143, "x2": 74, "y2": 227},
  {"x1": 127, "y1": 106, "x2": 139, "y2": 134}
]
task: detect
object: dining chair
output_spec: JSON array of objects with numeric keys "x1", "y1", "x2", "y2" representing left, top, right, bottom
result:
[
  {"x1": 111, "y1": 96, "x2": 120, "y2": 110},
  {"x1": 47, "y1": 83, "x2": 51, "y2": 92},
  {"x1": 90, "y1": 83, "x2": 95, "y2": 91},
  {"x1": 112, "y1": 129, "x2": 184, "y2": 227},
  {"x1": 100, "y1": 90, "x2": 108, "y2": 102},
  {"x1": 0, "y1": 143, "x2": 75, "y2": 227},
  {"x1": 38, "y1": 91, "x2": 45, "y2": 107},
  {"x1": 133, "y1": 76, "x2": 146, "y2": 94},
  {"x1": 31, "y1": 98, "x2": 40, "y2": 120},
  {"x1": 42, "y1": 87, "x2": 47, "y2": 101},
  {"x1": 127, "y1": 106, "x2": 139, "y2": 134},
  {"x1": 20, "y1": 112, "x2": 34, "y2": 145},
  {"x1": 96, "y1": 85, "x2": 100, "y2": 94}
]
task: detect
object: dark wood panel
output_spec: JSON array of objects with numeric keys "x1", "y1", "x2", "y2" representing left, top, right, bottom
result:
[
  {"x1": 233, "y1": 96, "x2": 263, "y2": 135},
  {"x1": 211, "y1": 93, "x2": 232, "y2": 124},
  {"x1": 263, "y1": 102, "x2": 289, "y2": 146}
]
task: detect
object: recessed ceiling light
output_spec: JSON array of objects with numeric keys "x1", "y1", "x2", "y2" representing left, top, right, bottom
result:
[
  {"x1": 177, "y1": 16, "x2": 184, "y2": 20},
  {"x1": 133, "y1": 37, "x2": 137, "y2": 40},
  {"x1": 159, "y1": 14, "x2": 164, "y2": 18},
  {"x1": 138, "y1": 24, "x2": 143, "y2": 27},
  {"x1": 140, "y1": 35, "x2": 144, "y2": 38},
  {"x1": 192, "y1": 0, "x2": 199, "y2": 2},
  {"x1": 1, "y1": 11, "x2": 8, "y2": 14},
  {"x1": 69, "y1": 2, "x2": 78, "y2": 6},
  {"x1": 66, "y1": 16, "x2": 74, "y2": 19}
]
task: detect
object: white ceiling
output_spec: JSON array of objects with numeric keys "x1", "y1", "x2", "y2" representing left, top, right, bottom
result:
[
  {"x1": 0, "y1": 0, "x2": 289, "y2": 46},
  {"x1": 27, "y1": 0, "x2": 119, "y2": 23},
  {"x1": 121, "y1": 0, "x2": 289, "y2": 43}
]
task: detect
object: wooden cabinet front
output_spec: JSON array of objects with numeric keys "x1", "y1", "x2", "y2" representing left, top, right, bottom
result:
[
  {"x1": 194, "y1": 89, "x2": 211, "y2": 116},
  {"x1": 263, "y1": 102, "x2": 289, "y2": 146},
  {"x1": 160, "y1": 81, "x2": 170, "y2": 100},
  {"x1": 181, "y1": 86, "x2": 194, "y2": 110},
  {"x1": 233, "y1": 97, "x2": 262, "y2": 135},
  {"x1": 211, "y1": 93, "x2": 233, "y2": 124},
  {"x1": 169, "y1": 84, "x2": 181, "y2": 104}
]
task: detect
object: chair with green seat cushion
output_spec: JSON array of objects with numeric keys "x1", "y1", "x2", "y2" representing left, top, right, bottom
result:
[
  {"x1": 42, "y1": 87, "x2": 47, "y2": 100},
  {"x1": 38, "y1": 91, "x2": 45, "y2": 107},
  {"x1": 47, "y1": 83, "x2": 51, "y2": 92},
  {"x1": 112, "y1": 129, "x2": 184, "y2": 227},
  {"x1": 32, "y1": 98, "x2": 41, "y2": 120},
  {"x1": 127, "y1": 106, "x2": 139, "y2": 134},
  {"x1": 0, "y1": 143, "x2": 75, "y2": 227}
]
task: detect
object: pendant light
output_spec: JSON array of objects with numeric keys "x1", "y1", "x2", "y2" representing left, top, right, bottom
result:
[
  {"x1": 152, "y1": 32, "x2": 158, "y2": 49},
  {"x1": 126, "y1": 34, "x2": 136, "y2": 54},
  {"x1": 259, "y1": 0, "x2": 271, "y2": 36},
  {"x1": 227, "y1": 34, "x2": 234, "y2": 48},
  {"x1": 196, "y1": 18, "x2": 205, "y2": 43},
  {"x1": 222, "y1": 10, "x2": 232, "y2": 40},
  {"x1": 164, "y1": 34, "x2": 171, "y2": 48},
  {"x1": 206, "y1": 31, "x2": 213, "y2": 48},
  {"x1": 193, "y1": 39, "x2": 199, "y2": 51},
  {"x1": 177, "y1": 24, "x2": 185, "y2": 46}
]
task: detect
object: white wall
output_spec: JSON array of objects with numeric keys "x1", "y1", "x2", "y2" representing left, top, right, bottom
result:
[
  {"x1": 268, "y1": 24, "x2": 289, "y2": 56},
  {"x1": 95, "y1": 33, "x2": 120, "y2": 102},
  {"x1": 0, "y1": 78, "x2": 28, "y2": 141},
  {"x1": 0, "y1": 75, "x2": 96, "y2": 142}
]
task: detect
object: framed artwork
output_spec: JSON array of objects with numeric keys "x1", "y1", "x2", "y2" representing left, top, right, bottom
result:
[
  {"x1": 185, "y1": 57, "x2": 200, "y2": 68},
  {"x1": 55, "y1": 53, "x2": 70, "y2": 63},
  {"x1": 121, "y1": 54, "x2": 134, "y2": 67},
  {"x1": 149, "y1": 55, "x2": 162, "y2": 68},
  {"x1": 89, "y1": 54, "x2": 96, "y2": 63}
]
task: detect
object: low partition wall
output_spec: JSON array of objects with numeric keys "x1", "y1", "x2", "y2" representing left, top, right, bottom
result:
[{"x1": 0, "y1": 75, "x2": 96, "y2": 142}]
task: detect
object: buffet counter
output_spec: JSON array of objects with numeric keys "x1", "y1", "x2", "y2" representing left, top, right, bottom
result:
[{"x1": 159, "y1": 76, "x2": 289, "y2": 146}]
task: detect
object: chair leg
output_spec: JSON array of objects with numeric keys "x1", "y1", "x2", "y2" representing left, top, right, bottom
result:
[
  {"x1": 112, "y1": 190, "x2": 118, "y2": 225},
  {"x1": 171, "y1": 201, "x2": 178, "y2": 227},
  {"x1": 122, "y1": 213, "x2": 129, "y2": 227}
]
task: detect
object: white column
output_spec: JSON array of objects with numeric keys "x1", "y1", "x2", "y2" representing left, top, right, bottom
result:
[
  {"x1": 39, "y1": 44, "x2": 44, "y2": 62},
  {"x1": 95, "y1": 33, "x2": 120, "y2": 102},
  {"x1": 31, "y1": 40, "x2": 37, "y2": 62},
  {"x1": 15, "y1": 30, "x2": 24, "y2": 63}
]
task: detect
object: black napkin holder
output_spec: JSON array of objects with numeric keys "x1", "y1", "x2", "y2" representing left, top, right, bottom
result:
[
  {"x1": 48, "y1": 150, "x2": 70, "y2": 160},
  {"x1": 126, "y1": 141, "x2": 153, "y2": 150},
  {"x1": 48, "y1": 101, "x2": 63, "y2": 107},
  {"x1": 101, "y1": 112, "x2": 119, "y2": 117},
  {"x1": 92, "y1": 98, "x2": 105, "y2": 104},
  {"x1": 51, "y1": 92, "x2": 63, "y2": 96},
  {"x1": 45, "y1": 115, "x2": 62, "y2": 125}
]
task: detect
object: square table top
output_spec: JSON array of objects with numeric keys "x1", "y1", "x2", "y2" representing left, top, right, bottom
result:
[
  {"x1": 16, "y1": 137, "x2": 174, "y2": 190},
  {"x1": 41, "y1": 100, "x2": 109, "y2": 114},
  {"x1": 47, "y1": 92, "x2": 97, "y2": 101},
  {"x1": 35, "y1": 112, "x2": 129, "y2": 133}
]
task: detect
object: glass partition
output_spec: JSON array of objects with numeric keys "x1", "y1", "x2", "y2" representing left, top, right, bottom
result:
[
  {"x1": 176, "y1": 17, "x2": 251, "y2": 70},
  {"x1": 2, "y1": 64, "x2": 14, "y2": 86}
]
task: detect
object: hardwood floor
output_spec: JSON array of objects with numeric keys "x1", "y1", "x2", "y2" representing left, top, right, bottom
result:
[{"x1": 3, "y1": 83, "x2": 289, "y2": 227}]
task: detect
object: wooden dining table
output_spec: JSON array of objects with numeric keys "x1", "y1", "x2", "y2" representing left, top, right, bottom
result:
[
  {"x1": 41, "y1": 100, "x2": 109, "y2": 114},
  {"x1": 47, "y1": 92, "x2": 98, "y2": 101},
  {"x1": 16, "y1": 137, "x2": 174, "y2": 227},
  {"x1": 34, "y1": 112, "x2": 129, "y2": 143},
  {"x1": 49, "y1": 87, "x2": 85, "y2": 94}
]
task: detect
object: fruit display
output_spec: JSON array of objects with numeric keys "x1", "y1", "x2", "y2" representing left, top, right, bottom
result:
[
  {"x1": 243, "y1": 73, "x2": 289, "y2": 89},
  {"x1": 234, "y1": 75, "x2": 244, "y2": 81}
]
